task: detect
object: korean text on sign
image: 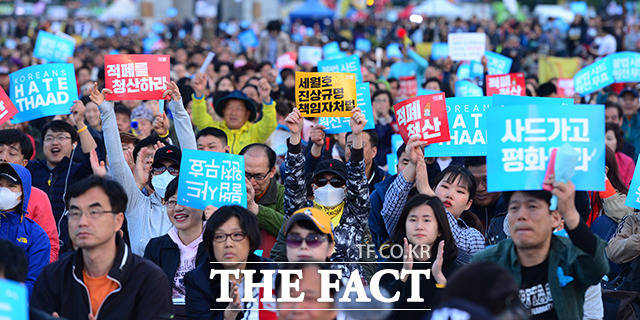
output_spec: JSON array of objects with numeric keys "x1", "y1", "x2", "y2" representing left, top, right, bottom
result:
[
  {"x1": 33, "y1": 31, "x2": 76, "y2": 63},
  {"x1": 393, "y1": 92, "x2": 451, "y2": 144},
  {"x1": 486, "y1": 103, "x2": 604, "y2": 193},
  {"x1": 610, "y1": 52, "x2": 640, "y2": 83},
  {"x1": 319, "y1": 82, "x2": 375, "y2": 134},
  {"x1": 105, "y1": 54, "x2": 170, "y2": 101},
  {"x1": 177, "y1": 149, "x2": 247, "y2": 210},
  {"x1": 485, "y1": 51, "x2": 512, "y2": 75},
  {"x1": 318, "y1": 55, "x2": 363, "y2": 83},
  {"x1": 0, "y1": 86, "x2": 18, "y2": 126},
  {"x1": 486, "y1": 73, "x2": 525, "y2": 96},
  {"x1": 573, "y1": 56, "x2": 614, "y2": 96},
  {"x1": 397, "y1": 76, "x2": 418, "y2": 101},
  {"x1": 295, "y1": 72, "x2": 357, "y2": 117},
  {"x1": 625, "y1": 157, "x2": 640, "y2": 210},
  {"x1": 447, "y1": 33, "x2": 486, "y2": 61}
]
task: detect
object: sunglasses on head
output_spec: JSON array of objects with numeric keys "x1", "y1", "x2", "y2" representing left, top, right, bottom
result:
[
  {"x1": 314, "y1": 176, "x2": 345, "y2": 188},
  {"x1": 152, "y1": 165, "x2": 179, "y2": 176},
  {"x1": 285, "y1": 233, "x2": 327, "y2": 248}
]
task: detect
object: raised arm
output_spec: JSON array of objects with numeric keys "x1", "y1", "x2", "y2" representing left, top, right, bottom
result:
[
  {"x1": 164, "y1": 81, "x2": 197, "y2": 150},
  {"x1": 70, "y1": 99, "x2": 98, "y2": 154},
  {"x1": 247, "y1": 79, "x2": 277, "y2": 141},
  {"x1": 190, "y1": 73, "x2": 217, "y2": 131},
  {"x1": 282, "y1": 107, "x2": 307, "y2": 218}
]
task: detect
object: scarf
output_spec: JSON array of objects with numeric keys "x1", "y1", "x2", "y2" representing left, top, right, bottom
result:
[{"x1": 313, "y1": 201, "x2": 345, "y2": 227}]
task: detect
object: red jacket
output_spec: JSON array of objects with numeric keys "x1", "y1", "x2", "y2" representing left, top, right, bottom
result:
[
  {"x1": 25, "y1": 186, "x2": 59, "y2": 262},
  {"x1": 616, "y1": 152, "x2": 635, "y2": 187}
]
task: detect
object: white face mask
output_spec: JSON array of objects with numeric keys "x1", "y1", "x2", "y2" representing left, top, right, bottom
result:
[
  {"x1": 152, "y1": 171, "x2": 174, "y2": 199},
  {"x1": 314, "y1": 184, "x2": 345, "y2": 207},
  {"x1": 0, "y1": 187, "x2": 21, "y2": 211}
]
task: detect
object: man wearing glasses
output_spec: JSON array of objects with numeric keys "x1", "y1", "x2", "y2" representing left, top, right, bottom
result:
[{"x1": 31, "y1": 175, "x2": 173, "y2": 319}]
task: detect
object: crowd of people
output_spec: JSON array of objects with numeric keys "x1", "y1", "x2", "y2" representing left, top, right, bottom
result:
[{"x1": 0, "y1": 4, "x2": 639, "y2": 320}]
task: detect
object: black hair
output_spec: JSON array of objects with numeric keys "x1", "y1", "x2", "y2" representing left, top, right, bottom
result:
[
  {"x1": 114, "y1": 104, "x2": 132, "y2": 117},
  {"x1": 65, "y1": 175, "x2": 128, "y2": 214},
  {"x1": 258, "y1": 61, "x2": 272, "y2": 72},
  {"x1": 196, "y1": 127, "x2": 228, "y2": 146},
  {"x1": 396, "y1": 143, "x2": 407, "y2": 159},
  {"x1": 0, "y1": 129, "x2": 33, "y2": 160},
  {"x1": 464, "y1": 156, "x2": 487, "y2": 168},
  {"x1": 0, "y1": 239, "x2": 28, "y2": 282},
  {"x1": 503, "y1": 190, "x2": 552, "y2": 207},
  {"x1": 266, "y1": 20, "x2": 282, "y2": 32},
  {"x1": 346, "y1": 129, "x2": 379, "y2": 148},
  {"x1": 605, "y1": 146, "x2": 628, "y2": 195},
  {"x1": 280, "y1": 69, "x2": 295, "y2": 82},
  {"x1": 203, "y1": 205, "x2": 261, "y2": 259},
  {"x1": 233, "y1": 69, "x2": 247, "y2": 84},
  {"x1": 372, "y1": 90, "x2": 393, "y2": 106},
  {"x1": 275, "y1": 99, "x2": 293, "y2": 117},
  {"x1": 242, "y1": 84, "x2": 260, "y2": 98},
  {"x1": 165, "y1": 177, "x2": 179, "y2": 202},
  {"x1": 239, "y1": 143, "x2": 277, "y2": 169},
  {"x1": 606, "y1": 122, "x2": 626, "y2": 153},
  {"x1": 132, "y1": 136, "x2": 169, "y2": 162},
  {"x1": 537, "y1": 82, "x2": 557, "y2": 97},
  {"x1": 42, "y1": 120, "x2": 78, "y2": 143},
  {"x1": 604, "y1": 101, "x2": 623, "y2": 121},
  {"x1": 423, "y1": 77, "x2": 442, "y2": 89},
  {"x1": 215, "y1": 75, "x2": 235, "y2": 91},
  {"x1": 387, "y1": 77, "x2": 398, "y2": 84},
  {"x1": 435, "y1": 165, "x2": 477, "y2": 203},
  {"x1": 214, "y1": 61, "x2": 233, "y2": 73}
]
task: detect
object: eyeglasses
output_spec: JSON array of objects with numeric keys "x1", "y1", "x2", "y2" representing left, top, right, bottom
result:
[
  {"x1": 213, "y1": 232, "x2": 247, "y2": 242},
  {"x1": 44, "y1": 135, "x2": 72, "y2": 143},
  {"x1": 245, "y1": 170, "x2": 271, "y2": 181},
  {"x1": 152, "y1": 165, "x2": 179, "y2": 176},
  {"x1": 285, "y1": 233, "x2": 327, "y2": 248},
  {"x1": 165, "y1": 200, "x2": 177, "y2": 208},
  {"x1": 314, "y1": 176, "x2": 345, "y2": 188},
  {"x1": 68, "y1": 209, "x2": 115, "y2": 220}
]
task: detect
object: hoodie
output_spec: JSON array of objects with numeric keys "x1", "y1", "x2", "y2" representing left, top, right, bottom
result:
[
  {"x1": 0, "y1": 163, "x2": 50, "y2": 295},
  {"x1": 25, "y1": 187, "x2": 60, "y2": 262}
]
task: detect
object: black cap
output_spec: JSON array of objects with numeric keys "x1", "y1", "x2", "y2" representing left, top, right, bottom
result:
[
  {"x1": 153, "y1": 145, "x2": 182, "y2": 167},
  {"x1": 214, "y1": 90, "x2": 258, "y2": 122},
  {"x1": 619, "y1": 87, "x2": 639, "y2": 98},
  {"x1": 313, "y1": 159, "x2": 347, "y2": 181},
  {"x1": 0, "y1": 163, "x2": 19, "y2": 184}
]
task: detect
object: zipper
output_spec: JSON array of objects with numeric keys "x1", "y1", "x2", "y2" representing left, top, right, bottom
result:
[
  {"x1": 94, "y1": 276, "x2": 122, "y2": 319},
  {"x1": 72, "y1": 265, "x2": 94, "y2": 317},
  {"x1": 231, "y1": 132, "x2": 237, "y2": 154}
]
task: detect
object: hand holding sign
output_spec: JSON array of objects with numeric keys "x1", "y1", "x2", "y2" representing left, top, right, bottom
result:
[
  {"x1": 162, "y1": 81, "x2": 181, "y2": 102},
  {"x1": 546, "y1": 174, "x2": 580, "y2": 230},
  {"x1": 350, "y1": 107, "x2": 367, "y2": 135}
]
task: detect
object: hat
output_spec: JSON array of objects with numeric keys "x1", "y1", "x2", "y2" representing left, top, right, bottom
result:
[
  {"x1": 313, "y1": 159, "x2": 347, "y2": 181},
  {"x1": 153, "y1": 145, "x2": 182, "y2": 167},
  {"x1": 285, "y1": 207, "x2": 334, "y2": 241},
  {"x1": 619, "y1": 87, "x2": 639, "y2": 98},
  {"x1": 131, "y1": 105, "x2": 154, "y2": 123},
  {"x1": 0, "y1": 163, "x2": 19, "y2": 184},
  {"x1": 214, "y1": 90, "x2": 257, "y2": 122}
]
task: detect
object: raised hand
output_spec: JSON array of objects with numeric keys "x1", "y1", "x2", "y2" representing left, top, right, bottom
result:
[
  {"x1": 401, "y1": 237, "x2": 414, "y2": 282},
  {"x1": 89, "y1": 149, "x2": 107, "y2": 177},
  {"x1": 285, "y1": 107, "x2": 303, "y2": 145},
  {"x1": 309, "y1": 124, "x2": 326, "y2": 147},
  {"x1": 162, "y1": 81, "x2": 182, "y2": 102},
  {"x1": 70, "y1": 100, "x2": 86, "y2": 128},
  {"x1": 134, "y1": 147, "x2": 155, "y2": 188},
  {"x1": 349, "y1": 107, "x2": 367, "y2": 135},
  {"x1": 89, "y1": 82, "x2": 112, "y2": 106},
  {"x1": 246, "y1": 177, "x2": 259, "y2": 215},
  {"x1": 204, "y1": 205, "x2": 219, "y2": 220},
  {"x1": 548, "y1": 174, "x2": 580, "y2": 230},
  {"x1": 432, "y1": 240, "x2": 447, "y2": 286},
  {"x1": 224, "y1": 281, "x2": 242, "y2": 320},
  {"x1": 192, "y1": 73, "x2": 208, "y2": 97},
  {"x1": 152, "y1": 113, "x2": 170, "y2": 136},
  {"x1": 258, "y1": 78, "x2": 272, "y2": 104}
]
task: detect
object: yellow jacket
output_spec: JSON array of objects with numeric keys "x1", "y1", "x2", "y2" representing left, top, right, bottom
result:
[{"x1": 191, "y1": 95, "x2": 277, "y2": 154}]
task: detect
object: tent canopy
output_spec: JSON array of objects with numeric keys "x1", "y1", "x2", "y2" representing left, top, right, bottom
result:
[
  {"x1": 289, "y1": 0, "x2": 334, "y2": 26},
  {"x1": 413, "y1": 0, "x2": 470, "y2": 19}
]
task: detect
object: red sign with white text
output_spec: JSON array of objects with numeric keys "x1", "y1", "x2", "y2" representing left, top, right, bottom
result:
[
  {"x1": 0, "y1": 86, "x2": 18, "y2": 126},
  {"x1": 105, "y1": 54, "x2": 170, "y2": 100},
  {"x1": 486, "y1": 72, "x2": 525, "y2": 96},
  {"x1": 397, "y1": 75, "x2": 418, "y2": 101},
  {"x1": 393, "y1": 93, "x2": 450, "y2": 144},
  {"x1": 557, "y1": 78, "x2": 575, "y2": 98}
]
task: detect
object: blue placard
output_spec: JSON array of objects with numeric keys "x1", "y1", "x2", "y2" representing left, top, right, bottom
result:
[
  {"x1": 323, "y1": 42, "x2": 341, "y2": 59},
  {"x1": 471, "y1": 60, "x2": 484, "y2": 78},
  {"x1": 625, "y1": 157, "x2": 640, "y2": 209},
  {"x1": 457, "y1": 64, "x2": 471, "y2": 80},
  {"x1": 355, "y1": 38, "x2": 372, "y2": 52},
  {"x1": 299, "y1": 46, "x2": 323, "y2": 66},
  {"x1": 417, "y1": 89, "x2": 440, "y2": 96},
  {"x1": 10, "y1": 63, "x2": 78, "y2": 123},
  {"x1": 387, "y1": 43, "x2": 402, "y2": 59},
  {"x1": 387, "y1": 153, "x2": 398, "y2": 176},
  {"x1": 424, "y1": 97, "x2": 491, "y2": 157},
  {"x1": 319, "y1": 82, "x2": 374, "y2": 134},
  {"x1": 570, "y1": 1, "x2": 588, "y2": 15},
  {"x1": 318, "y1": 55, "x2": 363, "y2": 83},
  {"x1": 574, "y1": 56, "x2": 615, "y2": 96},
  {"x1": 0, "y1": 279, "x2": 27, "y2": 320},
  {"x1": 492, "y1": 95, "x2": 573, "y2": 108},
  {"x1": 485, "y1": 51, "x2": 513, "y2": 75},
  {"x1": 238, "y1": 30, "x2": 259, "y2": 49},
  {"x1": 455, "y1": 80, "x2": 483, "y2": 97},
  {"x1": 610, "y1": 52, "x2": 640, "y2": 83},
  {"x1": 431, "y1": 43, "x2": 449, "y2": 60},
  {"x1": 33, "y1": 31, "x2": 75, "y2": 63},
  {"x1": 392, "y1": 134, "x2": 404, "y2": 152},
  {"x1": 486, "y1": 103, "x2": 605, "y2": 192},
  {"x1": 177, "y1": 150, "x2": 247, "y2": 210}
]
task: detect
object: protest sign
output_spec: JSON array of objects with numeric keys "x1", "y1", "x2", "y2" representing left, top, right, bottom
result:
[
  {"x1": 431, "y1": 43, "x2": 449, "y2": 60},
  {"x1": 318, "y1": 55, "x2": 363, "y2": 83},
  {"x1": 625, "y1": 158, "x2": 640, "y2": 209},
  {"x1": 33, "y1": 31, "x2": 75, "y2": 63},
  {"x1": 319, "y1": 82, "x2": 375, "y2": 134},
  {"x1": 387, "y1": 43, "x2": 402, "y2": 59},
  {"x1": 393, "y1": 92, "x2": 451, "y2": 144},
  {"x1": 610, "y1": 52, "x2": 640, "y2": 83},
  {"x1": 538, "y1": 55, "x2": 582, "y2": 83},
  {"x1": 323, "y1": 42, "x2": 345, "y2": 59},
  {"x1": 0, "y1": 279, "x2": 27, "y2": 320},
  {"x1": 455, "y1": 80, "x2": 483, "y2": 97},
  {"x1": 486, "y1": 103, "x2": 604, "y2": 192},
  {"x1": 457, "y1": 61, "x2": 484, "y2": 81},
  {"x1": 397, "y1": 76, "x2": 418, "y2": 101},
  {"x1": 177, "y1": 149, "x2": 247, "y2": 210},
  {"x1": 492, "y1": 95, "x2": 573, "y2": 108},
  {"x1": 392, "y1": 134, "x2": 404, "y2": 153},
  {"x1": 276, "y1": 52, "x2": 297, "y2": 70},
  {"x1": 573, "y1": 56, "x2": 614, "y2": 96},
  {"x1": 355, "y1": 38, "x2": 372, "y2": 52},
  {"x1": 105, "y1": 54, "x2": 170, "y2": 101},
  {"x1": 238, "y1": 29, "x2": 259, "y2": 49},
  {"x1": 557, "y1": 78, "x2": 575, "y2": 98},
  {"x1": 10, "y1": 63, "x2": 77, "y2": 123},
  {"x1": 570, "y1": 1, "x2": 588, "y2": 15},
  {"x1": 298, "y1": 46, "x2": 323, "y2": 66},
  {"x1": 0, "y1": 86, "x2": 18, "y2": 126},
  {"x1": 295, "y1": 72, "x2": 357, "y2": 117},
  {"x1": 448, "y1": 33, "x2": 486, "y2": 61},
  {"x1": 424, "y1": 97, "x2": 490, "y2": 157},
  {"x1": 417, "y1": 89, "x2": 440, "y2": 96},
  {"x1": 198, "y1": 51, "x2": 215, "y2": 74},
  {"x1": 387, "y1": 153, "x2": 398, "y2": 176},
  {"x1": 485, "y1": 51, "x2": 513, "y2": 75},
  {"x1": 486, "y1": 73, "x2": 525, "y2": 96}
]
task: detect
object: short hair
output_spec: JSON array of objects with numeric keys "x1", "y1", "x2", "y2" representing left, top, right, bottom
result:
[
  {"x1": 465, "y1": 156, "x2": 487, "y2": 168},
  {"x1": 65, "y1": 175, "x2": 128, "y2": 214},
  {"x1": 165, "y1": 177, "x2": 178, "y2": 202},
  {"x1": 132, "y1": 136, "x2": 169, "y2": 162},
  {"x1": 0, "y1": 239, "x2": 28, "y2": 282},
  {"x1": 435, "y1": 165, "x2": 477, "y2": 202},
  {"x1": 242, "y1": 84, "x2": 259, "y2": 96},
  {"x1": 537, "y1": 82, "x2": 557, "y2": 97},
  {"x1": 423, "y1": 77, "x2": 442, "y2": 89},
  {"x1": 42, "y1": 120, "x2": 78, "y2": 143},
  {"x1": 372, "y1": 90, "x2": 393, "y2": 105},
  {"x1": 114, "y1": 104, "x2": 132, "y2": 117},
  {"x1": 216, "y1": 75, "x2": 235, "y2": 90},
  {"x1": 119, "y1": 132, "x2": 139, "y2": 146},
  {"x1": 503, "y1": 190, "x2": 552, "y2": 207},
  {"x1": 396, "y1": 143, "x2": 407, "y2": 159},
  {"x1": 214, "y1": 62, "x2": 233, "y2": 73},
  {"x1": 387, "y1": 77, "x2": 398, "y2": 85},
  {"x1": 203, "y1": 205, "x2": 262, "y2": 259},
  {"x1": 605, "y1": 101, "x2": 623, "y2": 119},
  {"x1": 275, "y1": 99, "x2": 293, "y2": 117},
  {"x1": 196, "y1": 127, "x2": 228, "y2": 146},
  {"x1": 258, "y1": 61, "x2": 272, "y2": 72},
  {"x1": 0, "y1": 129, "x2": 33, "y2": 160},
  {"x1": 280, "y1": 68, "x2": 295, "y2": 81},
  {"x1": 239, "y1": 143, "x2": 277, "y2": 168},
  {"x1": 346, "y1": 129, "x2": 379, "y2": 148}
]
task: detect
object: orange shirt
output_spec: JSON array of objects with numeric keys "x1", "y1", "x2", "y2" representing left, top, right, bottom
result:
[{"x1": 83, "y1": 270, "x2": 119, "y2": 316}]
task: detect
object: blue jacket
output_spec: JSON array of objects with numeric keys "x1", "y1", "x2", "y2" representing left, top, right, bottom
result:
[
  {"x1": 369, "y1": 174, "x2": 397, "y2": 250},
  {"x1": 0, "y1": 163, "x2": 50, "y2": 295}
]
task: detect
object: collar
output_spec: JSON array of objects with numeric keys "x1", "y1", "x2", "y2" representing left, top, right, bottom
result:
[
  {"x1": 73, "y1": 234, "x2": 129, "y2": 282},
  {"x1": 368, "y1": 167, "x2": 376, "y2": 185},
  {"x1": 225, "y1": 120, "x2": 252, "y2": 133},
  {"x1": 256, "y1": 179, "x2": 279, "y2": 206}
]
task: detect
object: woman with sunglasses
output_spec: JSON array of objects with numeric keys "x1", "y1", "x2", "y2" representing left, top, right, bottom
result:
[
  {"x1": 283, "y1": 207, "x2": 335, "y2": 263},
  {"x1": 184, "y1": 205, "x2": 276, "y2": 320}
]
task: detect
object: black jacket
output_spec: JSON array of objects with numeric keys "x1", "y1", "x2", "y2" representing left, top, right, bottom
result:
[
  {"x1": 143, "y1": 234, "x2": 209, "y2": 292},
  {"x1": 30, "y1": 235, "x2": 173, "y2": 320}
]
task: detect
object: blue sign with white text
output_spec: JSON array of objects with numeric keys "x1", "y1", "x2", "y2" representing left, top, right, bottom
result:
[
  {"x1": 431, "y1": 43, "x2": 449, "y2": 60},
  {"x1": 319, "y1": 82, "x2": 374, "y2": 134},
  {"x1": 574, "y1": 56, "x2": 614, "y2": 96},
  {"x1": 355, "y1": 38, "x2": 372, "y2": 52},
  {"x1": 610, "y1": 52, "x2": 640, "y2": 83},
  {"x1": 0, "y1": 279, "x2": 27, "y2": 320},
  {"x1": 492, "y1": 95, "x2": 573, "y2": 108},
  {"x1": 387, "y1": 43, "x2": 402, "y2": 59},
  {"x1": 485, "y1": 51, "x2": 512, "y2": 75},
  {"x1": 318, "y1": 55, "x2": 363, "y2": 83},
  {"x1": 33, "y1": 31, "x2": 75, "y2": 63},
  {"x1": 455, "y1": 80, "x2": 483, "y2": 97},
  {"x1": 238, "y1": 30, "x2": 259, "y2": 49},
  {"x1": 625, "y1": 157, "x2": 640, "y2": 209}
]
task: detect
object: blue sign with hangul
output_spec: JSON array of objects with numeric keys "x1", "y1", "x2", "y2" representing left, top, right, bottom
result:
[
  {"x1": 492, "y1": 95, "x2": 573, "y2": 108},
  {"x1": 625, "y1": 157, "x2": 640, "y2": 209},
  {"x1": 574, "y1": 56, "x2": 615, "y2": 96},
  {"x1": 486, "y1": 103, "x2": 605, "y2": 192},
  {"x1": 318, "y1": 55, "x2": 363, "y2": 83},
  {"x1": 177, "y1": 149, "x2": 247, "y2": 210},
  {"x1": 457, "y1": 62, "x2": 484, "y2": 80},
  {"x1": 455, "y1": 80, "x2": 483, "y2": 97},
  {"x1": 0, "y1": 279, "x2": 27, "y2": 320},
  {"x1": 570, "y1": 1, "x2": 588, "y2": 15},
  {"x1": 431, "y1": 43, "x2": 449, "y2": 60},
  {"x1": 392, "y1": 134, "x2": 404, "y2": 152},
  {"x1": 33, "y1": 31, "x2": 75, "y2": 63},
  {"x1": 319, "y1": 82, "x2": 374, "y2": 134},
  {"x1": 610, "y1": 52, "x2": 640, "y2": 83},
  {"x1": 417, "y1": 89, "x2": 440, "y2": 96},
  {"x1": 355, "y1": 38, "x2": 372, "y2": 52},
  {"x1": 387, "y1": 153, "x2": 398, "y2": 175},
  {"x1": 323, "y1": 42, "x2": 341, "y2": 59},
  {"x1": 485, "y1": 51, "x2": 512, "y2": 75},
  {"x1": 238, "y1": 29, "x2": 259, "y2": 49},
  {"x1": 10, "y1": 63, "x2": 78, "y2": 123},
  {"x1": 387, "y1": 43, "x2": 402, "y2": 59},
  {"x1": 424, "y1": 97, "x2": 491, "y2": 157}
]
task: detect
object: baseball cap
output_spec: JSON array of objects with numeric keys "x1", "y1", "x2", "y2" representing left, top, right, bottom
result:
[
  {"x1": 0, "y1": 163, "x2": 19, "y2": 184},
  {"x1": 284, "y1": 207, "x2": 334, "y2": 242},
  {"x1": 313, "y1": 159, "x2": 347, "y2": 181},
  {"x1": 619, "y1": 87, "x2": 639, "y2": 98},
  {"x1": 152, "y1": 145, "x2": 182, "y2": 167}
]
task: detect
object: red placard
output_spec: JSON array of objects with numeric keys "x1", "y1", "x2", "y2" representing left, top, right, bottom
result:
[
  {"x1": 397, "y1": 75, "x2": 418, "y2": 101},
  {"x1": 393, "y1": 93, "x2": 450, "y2": 144},
  {"x1": 105, "y1": 54, "x2": 170, "y2": 101},
  {"x1": 276, "y1": 52, "x2": 297, "y2": 70},
  {"x1": 557, "y1": 78, "x2": 575, "y2": 98},
  {"x1": 485, "y1": 72, "x2": 525, "y2": 96},
  {"x1": 0, "y1": 86, "x2": 18, "y2": 126}
]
